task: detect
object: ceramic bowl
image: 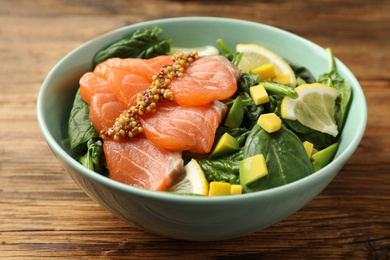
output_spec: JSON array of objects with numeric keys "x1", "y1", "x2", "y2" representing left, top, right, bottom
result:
[{"x1": 37, "y1": 17, "x2": 367, "y2": 241}]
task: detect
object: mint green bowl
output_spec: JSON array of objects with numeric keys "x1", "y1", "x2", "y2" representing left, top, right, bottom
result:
[{"x1": 37, "y1": 17, "x2": 367, "y2": 241}]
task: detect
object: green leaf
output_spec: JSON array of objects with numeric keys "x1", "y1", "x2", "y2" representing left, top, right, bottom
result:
[
  {"x1": 237, "y1": 72, "x2": 259, "y2": 93},
  {"x1": 68, "y1": 89, "x2": 108, "y2": 175},
  {"x1": 79, "y1": 151, "x2": 94, "y2": 170},
  {"x1": 192, "y1": 128, "x2": 250, "y2": 184},
  {"x1": 86, "y1": 138, "x2": 107, "y2": 175},
  {"x1": 68, "y1": 89, "x2": 99, "y2": 155},
  {"x1": 197, "y1": 159, "x2": 240, "y2": 185},
  {"x1": 264, "y1": 95, "x2": 282, "y2": 116},
  {"x1": 237, "y1": 73, "x2": 264, "y2": 129},
  {"x1": 242, "y1": 124, "x2": 313, "y2": 192},
  {"x1": 286, "y1": 59, "x2": 316, "y2": 84},
  {"x1": 93, "y1": 25, "x2": 173, "y2": 67}
]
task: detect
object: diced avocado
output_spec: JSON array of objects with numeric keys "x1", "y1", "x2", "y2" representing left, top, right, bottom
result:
[
  {"x1": 209, "y1": 182, "x2": 231, "y2": 196},
  {"x1": 312, "y1": 160, "x2": 322, "y2": 172},
  {"x1": 303, "y1": 141, "x2": 314, "y2": 159},
  {"x1": 310, "y1": 147, "x2": 319, "y2": 161},
  {"x1": 209, "y1": 133, "x2": 239, "y2": 158},
  {"x1": 249, "y1": 84, "x2": 269, "y2": 105},
  {"x1": 223, "y1": 96, "x2": 244, "y2": 128},
  {"x1": 239, "y1": 154, "x2": 268, "y2": 186},
  {"x1": 257, "y1": 113, "x2": 282, "y2": 133},
  {"x1": 231, "y1": 184, "x2": 243, "y2": 195},
  {"x1": 272, "y1": 74, "x2": 291, "y2": 85},
  {"x1": 250, "y1": 64, "x2": 276, "y2": 81},
  {"x1": 311, "y1": 143, "x2": 339, "y2": 168}
]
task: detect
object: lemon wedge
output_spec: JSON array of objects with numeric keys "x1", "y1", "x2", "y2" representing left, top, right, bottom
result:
[
  {"x1": 236, "y1": 43, "x2": 296, "y2": 87},
  {"x1": 167, "y1": 159, "x2": 209, "y2": 195},
  {"x1": 169, "y1": 46, "x2": 219, "y2": 56},
  {"x1": 281, "y1": 83, "x2": 340, "y2": 137}
]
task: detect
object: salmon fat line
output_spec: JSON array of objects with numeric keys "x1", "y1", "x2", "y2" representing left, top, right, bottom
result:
[{"x1": 100, "y1": 51, "x2": 200, "y2": 141}]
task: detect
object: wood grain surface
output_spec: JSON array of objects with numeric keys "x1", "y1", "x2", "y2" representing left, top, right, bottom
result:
[{"x1": 1, "y1": 0, "x2": 389, "y2": 259}]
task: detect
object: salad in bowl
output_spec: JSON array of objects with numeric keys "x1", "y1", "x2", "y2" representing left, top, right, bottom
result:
[{"x1": 37, "y1": 17, "x2": 366, "y2": 240}]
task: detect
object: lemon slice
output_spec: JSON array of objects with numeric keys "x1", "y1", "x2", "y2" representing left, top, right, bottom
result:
[
  {"x1": 281, "y1": 83, "x2": 340, "y2": 137},
  {"x1": 169, "y1": 46, "x2": 219, "y2": 56},
  {"x1": 167, "y1": 159, "x2": 209, "y2": 195},
  {"x1": 236, "y1": 43, "x2": 296, "y2": 87}
]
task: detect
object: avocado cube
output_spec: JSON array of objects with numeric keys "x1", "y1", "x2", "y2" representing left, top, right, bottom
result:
[
  {"x1": 209, "y1": 133, "x2": 239, "y2": 158},
  {"x1": 239, "y1": 154, "x2": 268, "y2": 186},
  {"x1": 209, "y1": 182, "x2": 231, "y2": 196},
  {"x1": 312, "y1": 160, "x2": 322, "y2": 172},
  {"x1": 311, "y1": 143, "x2": 339, "y2": 168},
  {"x1": 257, "y1": 113, "x2": 281, "y2": 133},
  {"x1": 223, "y1": 96, "x2": 244, "y2": 128},
  {"x1": 249, "y1": 84, "x2": 269, "y2": 105},
  {"x1": 250, "y1": 64, "x2": 276, "y2": 81}
]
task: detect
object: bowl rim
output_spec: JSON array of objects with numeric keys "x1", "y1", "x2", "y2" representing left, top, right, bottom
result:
[{"x1": 37, "y1": 16, "x2": 367, "y2": 204}]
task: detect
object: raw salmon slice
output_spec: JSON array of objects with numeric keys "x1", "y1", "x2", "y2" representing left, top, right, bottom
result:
[
  {"x1": 100, "y1": 56, "x2": 173, "y2": 109},
  {"x1": 169, "y1": 56, "x2": 241, "y2": 107},
  {"x1": 104, "y1": 138, "x2": 183, "y2": 191},
  {"x1": 144, "y1": 55, "x2": 173, "y2": 72},
  {"x1": 140, "y1": 100, "x2": 227, "y2": 153},
  {"x1": 79, "y1": 72, "x2": 110, "y2": 105},
  {"x1": 89, "y1": 93, "x2": 124, "y2": 133},
  {"x1": 94, "y1": 56, "x2": 172, "y2": 79},
  {"x1": 106, "y1": 68, "x2": 151, "y2": 109}
]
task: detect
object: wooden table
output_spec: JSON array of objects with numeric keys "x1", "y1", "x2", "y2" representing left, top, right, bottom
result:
[{"x1": 1, "y1": 0, "x2": 389, "y2": 259}]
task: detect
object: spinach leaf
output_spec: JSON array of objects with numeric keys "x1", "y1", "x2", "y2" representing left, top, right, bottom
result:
[
  {"x1": 195, "y1": 128, "x2": 250, "y2": 183},
  {"x1": 298, "y1": 131, "x2": 337, "y2": 151},
  {"x1": 242, "y1": 124, "x2": 313, "y2": 193},
  {"x1": 68, "y1": 89, "x2": 99, "y2": 154},
  {"x1": 318, "y1": 48, "x2": 352, "y2": 130},
  {"x1": 93, "y1": 26, "x2": 173, "y2": 67},
  {"x1": 197, "y1": 159, "x2": 241, "y2": 185},
  {"x1": 284, "y1": 119, "x2": 336, "y2": 150},
  {"x1": 283, "y1": 118, "x2": 314, "y2": 134},
  {"x1": 79, "y1": 139, "x2": 108, "y2": 175},
  {"x1": 237, "y1": 73, "x2": 264, "y2": 129},
  {"x1": 264, "y1": 95, "x2": 282, "y2": 116},
  {"x1": 68, "y1": 89, "x2": 108, "y2": 175},
  {"x1": 237, "y1": 72, "x2": 258, "y2": 93},
  {"x1": 286, "y1": 59, "x2": 316, "y2": 84}
]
